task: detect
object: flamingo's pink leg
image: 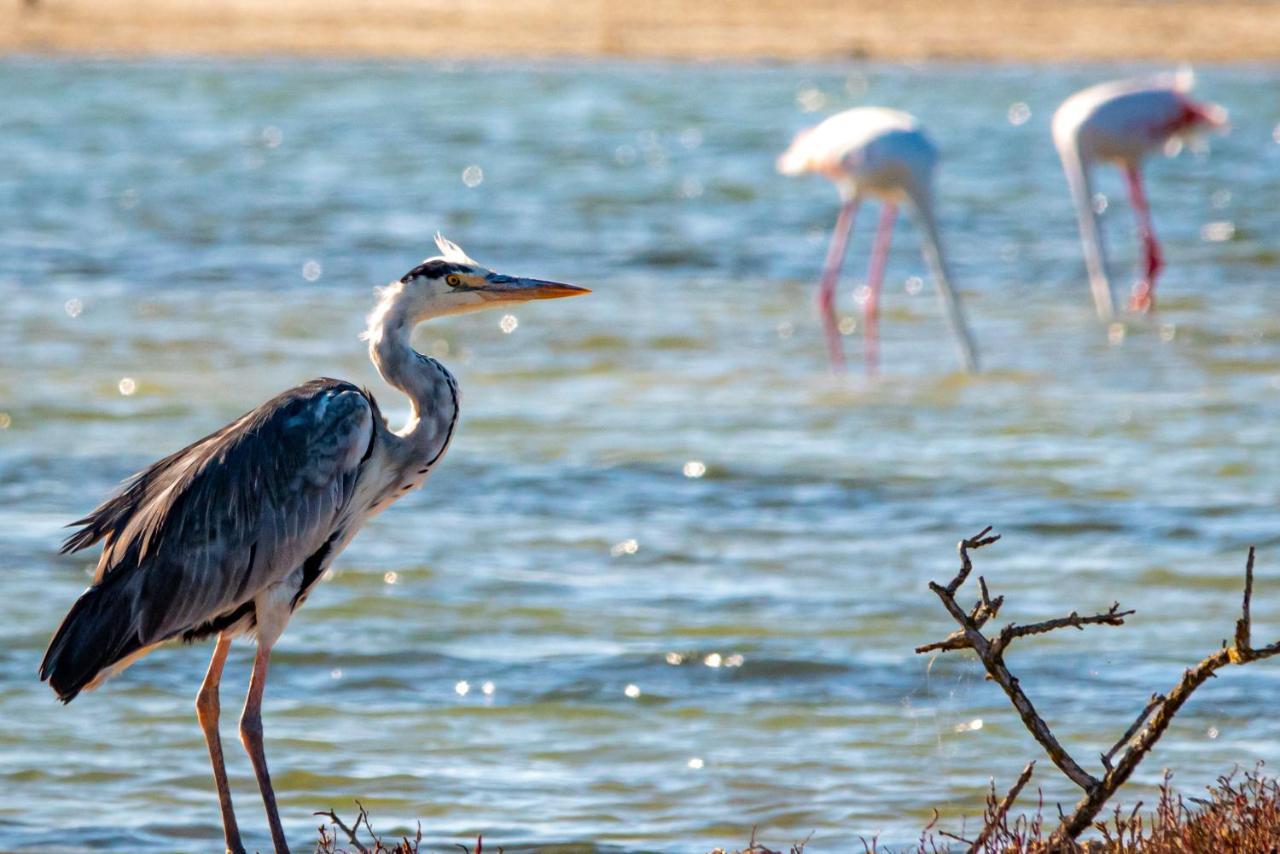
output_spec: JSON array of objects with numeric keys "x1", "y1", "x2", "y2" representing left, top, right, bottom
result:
[
  {"x1": 862, "y1": 202, "x2": 897, "y2": 375},
  {"x1": 817, "y1": 199, "x2": 859, "y2": 371},
  {"x1": 1124, "y1": 164, "x2": 1163, "y2": 313}
]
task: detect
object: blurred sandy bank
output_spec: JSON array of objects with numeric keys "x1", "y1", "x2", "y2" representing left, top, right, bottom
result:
[{"x1": 6, "y1": 0, "x2": 1280, "y2": 62}]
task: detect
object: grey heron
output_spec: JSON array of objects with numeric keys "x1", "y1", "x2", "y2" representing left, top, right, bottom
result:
[
  {"x1": 778, "y1": 107, "x2": 979, "y2": 374},
  {"x1": 39, "y1": 234, "x2": 589, "y2": 854}
]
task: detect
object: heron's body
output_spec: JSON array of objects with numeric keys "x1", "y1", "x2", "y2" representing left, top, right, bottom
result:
[
  {"x1": 39, "y1": 236, "x2": 586, "y2": 854},
  {"x1": 1053, "y1": 75, "x2": 1226, "y2": 317},
  {"x1": 779, "y1": 107, "x2": 978, "y2": 373}
]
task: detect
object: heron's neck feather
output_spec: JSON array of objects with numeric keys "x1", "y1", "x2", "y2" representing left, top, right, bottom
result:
[{"x1": 367, "y1": 297, "x2": 457, "y2": 444}]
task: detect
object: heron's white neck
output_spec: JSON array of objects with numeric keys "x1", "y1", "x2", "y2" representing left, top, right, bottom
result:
[{"x1": 365, "y1": 289, "x2": 455, "y2": 438}]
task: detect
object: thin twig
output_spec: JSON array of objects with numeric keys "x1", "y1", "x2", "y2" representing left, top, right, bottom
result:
[
  {"x1": 1234, "y1": 547, "x2": 1256, "y2": 657},
  {"x1": 990, "y1": 602, "x2": 1134, "y2": 656},
  {"x1": 944, "y1": 527, "x2": 999, "y2": 596},
  {"x1": 1101, "y1": 693, "x2": 1164, "y2": 771},
  {"x1": 315, "y1": 805, "x2": 371, "y2": 854},
  {"x1": 968, "y1": 761, "x2": 1035, "y2": 854}
]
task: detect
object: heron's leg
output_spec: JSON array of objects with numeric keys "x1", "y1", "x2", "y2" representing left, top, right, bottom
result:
[
  {"x1": 1124, "y1": 163, "x2": 1163, "y2": 313},
  {"x1": 239, "y1": 642, "x2": 290, "y2": 854},
  {"x1": 197, "y1": 633, "x2": 246, "y2": 854},
  {"x1": 862, "y1": 202, "x2": 897, "y2": 375},
  {"x1": 817, "y1": 199, "x2": 860, "y2": 371}
]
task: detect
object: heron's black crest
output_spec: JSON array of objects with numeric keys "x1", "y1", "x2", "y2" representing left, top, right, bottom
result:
[{"x1": 401, "y1": 260, "x2": 470, "y2": 283}]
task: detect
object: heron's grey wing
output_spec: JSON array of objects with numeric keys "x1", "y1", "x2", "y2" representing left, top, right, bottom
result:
[{"x1": 63, "y1": 378, "x2": 377, "y2": 645}]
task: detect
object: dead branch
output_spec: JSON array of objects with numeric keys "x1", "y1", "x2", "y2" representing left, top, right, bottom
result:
[
  {"x1": 316, "y1": 803, "x2": 371, "y2": 854},
  {"x1": 968, "y1": 761, "x2": 1035, "y2": 854},
  {"x1": 1100, "y1": 693, "x2": 1163, "y2": 772},
  {"x1": 917, "y1": 534, "x2": 1280, "y2": 846}
]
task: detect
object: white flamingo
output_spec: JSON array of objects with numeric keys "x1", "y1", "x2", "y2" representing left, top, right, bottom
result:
[
  {"x1": 779, "y1": 107, "x2": 979, "y2": 374},
  {"x1": 1053, "y1": 73, "x2": 1227, "y2": 318}
]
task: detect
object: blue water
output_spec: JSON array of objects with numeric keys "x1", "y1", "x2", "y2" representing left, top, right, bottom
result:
[{"x1": 2, "y1": 58, "x2": 1280, "y2": 852}]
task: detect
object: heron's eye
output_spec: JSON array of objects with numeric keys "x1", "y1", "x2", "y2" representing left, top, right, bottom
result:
[{"x1": 446, "y1": 274, "x2": 462, "y2": 287}]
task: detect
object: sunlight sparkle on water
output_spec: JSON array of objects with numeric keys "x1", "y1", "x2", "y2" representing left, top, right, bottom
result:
[
  {"x1": 665, "y1": 652, "x2": 684, "y2": 665},
  {"x1": 1007, "y1": 102, "x2": 1031, "y2": 126},
  {"x1": 1201, "y1": 221, "x2": 1236, "y2": 242},
  {"x1": 682, "y1": 460, "x2": 706, "y2": 478},
  {"x1": 499, "y1": 314, "x2": 518, "y2": 334},
  {"x1": 64, "y1": 298, "x2": 83, "y2": 318},
  {"x1": 302, "y1": 260, "x2": 322, "y2": 282},
  {"x1": 0, "y1": 413, "x2": 11, "y2": 430},
  {"x1": 462, "y1": 165, "x2": 484, "y2": 188},
  {"x1": 838, "y1": 316, "x2": 857, "y2": 336},
  {"x1": 1107, "y1": 323, "x2": 1126, "y2": 346},
  {"x1": 1160, "y1": 323, "x2": 1177, "y2": 343},
  {"x1": 330, "y1": 669, "x2": 342, "y2": 680},
  {"x1": 383, "y1": 571, "x2": 398, "y2": 585},
  {"x1": 796, "y1": 86, "x2": 826, "y2": 113},
  {"x1": 679, "y1": 177, "x2": 704, "y2": 199},
  {"x1": 624, "y1": 684, "x2": 641, "y2": 699},
  {"x1": 482, "y1": 681, "x2": 495, "y2": 696},
  {"x1": 954, "y1": 718, "x2": 984, "y2": 733},
  {"x1": 118, "y1": 377, "x2": 137, "y2": 396},
  {"x1": 776, "y1": 321, "x2": 794, "y2": 340},
  {"x1": 1092, "y1": 193, "x2": 1108, "y2": 214},
  {"x1": 610, "y1": 538, "x2": 639, "y2": 557},
  {"x1": 687, "y1": 757, "x2": 704, "y2": 770},
  {"x1": 704, "y1": 653, "x2": 722, "y2": 668},
  {"x1": 455, "y1": 680, "x2": 470, "y2": 696},
  {"x1": 1207, "y1": 726, "x2": 1220, "y2": 740},
  {"x1": 905, "y1": 276, "x2": 924, "y2": 296}
]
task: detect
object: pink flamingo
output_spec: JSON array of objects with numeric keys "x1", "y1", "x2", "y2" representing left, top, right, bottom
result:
[
  {"x1": 779, "y1": 107, "x2": 979, "y2": 374},
  {"x1": 1053, "y1": 73, "x2": 1227, "y2": 318}
]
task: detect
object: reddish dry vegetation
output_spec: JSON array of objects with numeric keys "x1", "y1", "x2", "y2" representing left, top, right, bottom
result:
[
  {"x1": 315, "y1": 765, "x2": 1280, "y2": 852},
  {"x1": 861, "y1": 764, "x2": 1280, "y2": 853}
]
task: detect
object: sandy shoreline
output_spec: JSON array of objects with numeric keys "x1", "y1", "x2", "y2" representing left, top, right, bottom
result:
[{"x1": 5, "y1": 0, "x2": 1280, "y2": 63}]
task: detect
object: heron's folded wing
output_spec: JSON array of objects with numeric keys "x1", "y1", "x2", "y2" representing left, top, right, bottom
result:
[{"x1": 63, "y1": 378, "x2": 376, "y2": 644}]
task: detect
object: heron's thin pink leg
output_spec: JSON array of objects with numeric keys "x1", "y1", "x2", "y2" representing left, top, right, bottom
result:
[
  {"x1": 239, "y1": 643, "x2": 290, "y2": 854},
  {"x1": 817, "y1": 199, "x2": 860, "y2": 371},
  {"x1": 862, "y1": 202, "x2": 897, "y2": 375},
  {"x1": 197, "y1": 633, "x2": 246, "y2": 854},
  {"x1": 1124, "y1": 163, "x2": 1163, "y2": 313}
]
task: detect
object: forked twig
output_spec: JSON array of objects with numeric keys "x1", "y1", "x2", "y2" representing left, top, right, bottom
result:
[{"x1": 316, "y1": 803, "x2": 371, "y2": 854}]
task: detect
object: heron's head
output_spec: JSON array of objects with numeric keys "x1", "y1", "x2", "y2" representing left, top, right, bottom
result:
[{"x1": 370, "y1": 234, "x2": 589, "y2": 332}]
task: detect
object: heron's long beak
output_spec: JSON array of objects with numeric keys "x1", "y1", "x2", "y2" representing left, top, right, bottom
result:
[{"x1": 483, "y1": 273, "x2": 591, "y2": 301}]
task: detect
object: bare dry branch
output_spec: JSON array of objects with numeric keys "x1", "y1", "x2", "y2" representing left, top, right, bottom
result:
[
  {"x1": 918, "y1": 532, "x2": 1280, "y2": 846},
  {"x1": 315, "y1": 804, "x2": 371, "y2": 854},
  {"x1": 1100, "y1": 693, "x2": 1164, "y2": 772},
  {"x1": 920, "y1": 530, "x2": 1099, "y2": 791},
  {"x1": 968, "y1": 761, "x2": 1035, "y2": 854},
  {"x1": 1235, "y1": 546, "x2": 1256, "y2": 655},
  {"x1": 944, "y1": 527, "x2": 1000, "y2": 596},
  {"x1": 989, "y1": 602, "x2": 1135, "y2": 656}
]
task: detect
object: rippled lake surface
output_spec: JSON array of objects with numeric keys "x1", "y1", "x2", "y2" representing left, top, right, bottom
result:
[{"x1": 3, "y1": 58, "x2": 1280, "y2": 852}]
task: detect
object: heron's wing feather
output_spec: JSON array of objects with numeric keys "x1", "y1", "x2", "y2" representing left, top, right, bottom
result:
[{"x1": 63, "y1": 378, "x2": 377, "y2": 644}]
